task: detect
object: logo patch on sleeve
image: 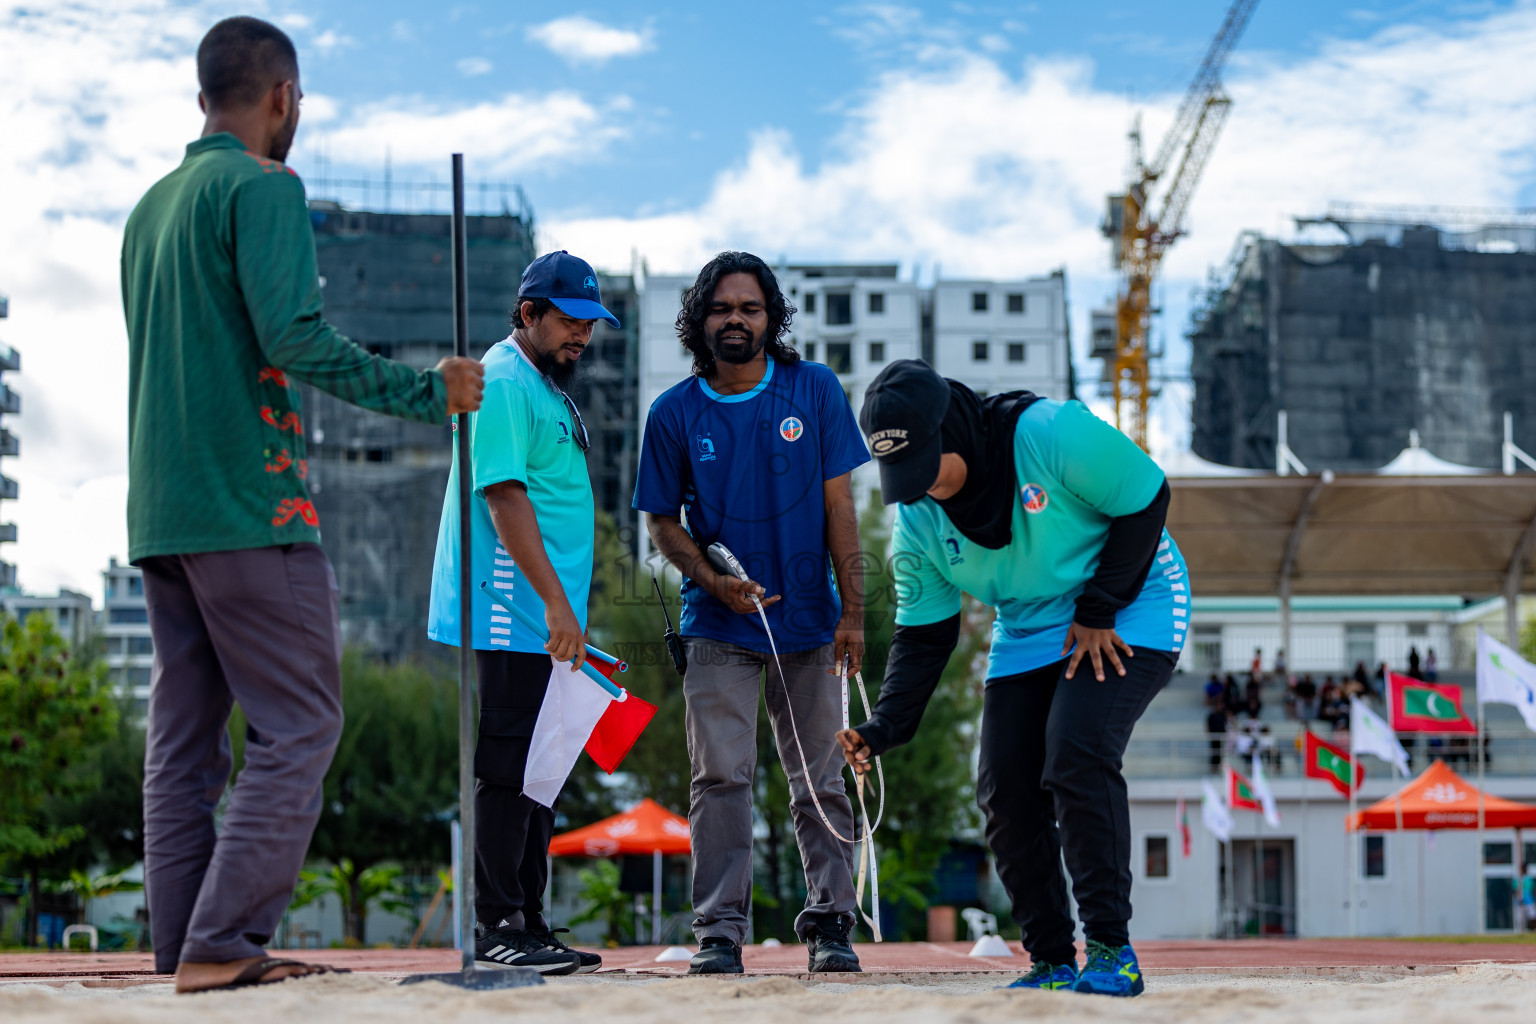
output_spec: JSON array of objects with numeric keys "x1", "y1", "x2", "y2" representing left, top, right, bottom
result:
[{"x1": 1020, "y1": 483, "x2": 1049, "y2": 513}]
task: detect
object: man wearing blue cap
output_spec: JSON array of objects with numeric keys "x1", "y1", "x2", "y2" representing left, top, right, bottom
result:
[{"x1": 428, "y1": 250, "x2": 620, "y2": 974}]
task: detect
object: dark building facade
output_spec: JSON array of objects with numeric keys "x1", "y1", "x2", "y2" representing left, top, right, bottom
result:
[
  {"x1": 306, "y1": 203, "x2": 534, "y2": 662},
  {"x1": 1190, "y1": 227, "x2": 1536, "y2": 471},
  {"x1": 305, "y1": 203, "x2": 640, "y2": 662}
]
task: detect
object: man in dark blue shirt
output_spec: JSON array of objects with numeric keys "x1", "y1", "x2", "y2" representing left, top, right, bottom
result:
[{"x1": 633, "y1": 252, "x2": 869, "y2": 974}]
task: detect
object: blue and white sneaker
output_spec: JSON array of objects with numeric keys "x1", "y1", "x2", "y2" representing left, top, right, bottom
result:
[
  {"x1": 1072, "y1": 940, "x2": 1144, "y2": 997},
  {"x1": 1004, "y1": 960, "x2": 1079, "y2": 990}
]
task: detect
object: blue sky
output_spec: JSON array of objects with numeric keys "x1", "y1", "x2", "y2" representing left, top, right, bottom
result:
[
  {"x1": 3, "y1": 0, "x2": 1536, "y2": 598},
  {"x1": 281, "y1": 1, "x2": 1536, "y2": 220}
]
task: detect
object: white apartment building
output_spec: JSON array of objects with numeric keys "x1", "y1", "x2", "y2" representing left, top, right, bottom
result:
[
  {"x1": 636, "y1": 263, "x2": 1074, "y2": 536},
  {"x1": 1, "y1": 588, "x2": 94, "y2": 650},
  {"x1": 102, "y1": 557, "x2": 153, "y2": 712}
]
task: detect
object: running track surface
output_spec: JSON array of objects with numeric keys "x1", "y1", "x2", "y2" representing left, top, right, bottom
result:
[{"x1": 3, "y1": 940, "x2": 1533, "y2": 988}]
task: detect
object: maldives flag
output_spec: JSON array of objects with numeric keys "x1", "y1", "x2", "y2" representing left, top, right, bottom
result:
[
  {"x1": 1176, "y1": 795, "x2": 1192, "y2": 857},
  {"x1": 1303, "y1": 729, "x2": 1365, "y2": 797},
  {"x1": 1388, "y1": 672, "x2": 1476, "y2": 734},
  {"x1": 1226, "y1": 765, "x2": 1262, "y2": 812}
]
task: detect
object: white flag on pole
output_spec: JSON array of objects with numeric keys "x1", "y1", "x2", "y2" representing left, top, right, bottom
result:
[
  {"x1": 1477, "y1": 630, "x2": 1536, "y2": 733},
  {"x1": 1250, "y1": 754, "x2": 1281, "y2": 827},
  {"x1": 523, "y1": 658, "x2": 616, "y2": 808},
  {"x1": 1201, "y1": 778, "x2": 1233, "y2": 842},
  {"x1": 1349, "y1": 696, "x2": 1409, "y2": 776}
]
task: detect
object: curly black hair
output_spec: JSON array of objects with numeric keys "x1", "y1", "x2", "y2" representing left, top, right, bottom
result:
[
  {"x1": 676, "y1": 251, "x2": 798, "y2": 378},
  {"x1": 509, "y1": 296, "x2": 556, "y2": 329}
]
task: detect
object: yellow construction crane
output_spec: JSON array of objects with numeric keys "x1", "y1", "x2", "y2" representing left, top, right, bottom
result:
[{"x1": 1098, "y1": 0, "x2": 1258, "y2": 449}]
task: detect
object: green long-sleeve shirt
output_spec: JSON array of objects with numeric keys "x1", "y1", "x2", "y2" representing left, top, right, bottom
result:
[{"x1": 121, "y1": 133, "x2": 448, "y2": 561}]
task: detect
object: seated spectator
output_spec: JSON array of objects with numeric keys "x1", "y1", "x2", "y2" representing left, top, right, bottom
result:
[
  {"x1": 1244, "y1": 673, "x2": 1264, "y2": 717},
  {"x1": 1257, "y1": 724, "x2": 1280, "y2": 773},
  {"x1": 1282, "y1": 676, "x2": 1299, "y2": 720},
  {"x1": 1223, "y1": 674, "x2": 1242, "y2": 715},
  {"x1": 1296, "y1": 674, "x2": 1318, "y2": 720},
  {"x1": 1206, "y1": 706, "x2": 1229, "y2": 771},
  {"x1": 1353, "y1": 661, "x2": 1369, "y2": 689},
  {"x1": 1204, "y1": 673, "x2": 1224, "y2": 708}
]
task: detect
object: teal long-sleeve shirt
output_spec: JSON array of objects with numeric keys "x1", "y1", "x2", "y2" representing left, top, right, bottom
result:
[{"x1": 121, "y1": 133, "x2": 447, "y2": 561}]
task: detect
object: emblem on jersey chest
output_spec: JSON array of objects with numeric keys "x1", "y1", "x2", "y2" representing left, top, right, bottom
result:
[
  {"x1": 1020, "y1": 482, "x2": 1049, "y2": 513},
  {"x1": 779, "y1": 416, "x2": 804, "y2": 442}
]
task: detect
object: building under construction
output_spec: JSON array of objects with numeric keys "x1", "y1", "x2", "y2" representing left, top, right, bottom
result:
[{"x1": 1189, "y1": 206, "x2": 1536, "y2": 471}]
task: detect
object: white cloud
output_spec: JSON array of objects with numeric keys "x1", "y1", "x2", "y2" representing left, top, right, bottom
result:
[
  {"x1": 312, "y1": 91, "x2": 630, "y2": 178},
  {"x1": 277, "y1": 13, "x2": 313, "y2": 31},
  {"x1": 456, "y1": 56, "x2": 493, "y2": 77},
  {"x1": 526, "y1": 15, "x2": 653, "y2": 65},
  {"x1": 310, "y1": 28, "x2": 355, "y2": 57},
  {"x1": 544, "y1": 3, "x2": 1536, "y2": 461}
]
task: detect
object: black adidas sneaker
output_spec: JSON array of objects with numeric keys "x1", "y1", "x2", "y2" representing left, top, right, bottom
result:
[
  {"x1": 531, "y1": 925, "x2": 602, "y2": 974},
  {"x1": 476, "y1": 924, "x2": 580, "y2": 974}
]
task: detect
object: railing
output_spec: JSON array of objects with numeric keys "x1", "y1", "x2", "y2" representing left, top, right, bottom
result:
[{"x1": 1123, "y1": 725, "x2": 1536, "y2": 778}]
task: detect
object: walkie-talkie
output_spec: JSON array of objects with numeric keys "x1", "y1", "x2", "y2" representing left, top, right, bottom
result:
[{"x1": 652, "y1": 575, "x2": 687, "y2": 676}]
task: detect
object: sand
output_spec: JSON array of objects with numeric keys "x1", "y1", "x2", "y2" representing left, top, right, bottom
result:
[{"x1": 3, "y1": 965, "x2": 1535, "y2": 1024}]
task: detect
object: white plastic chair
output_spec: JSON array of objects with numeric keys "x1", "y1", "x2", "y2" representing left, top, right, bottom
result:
[
  {"x1": 960, "y1": 907, "x2": 997, "y2": 941},
  {"x1": 61, "y1": 924, "x2": 98, "y2": 952}
]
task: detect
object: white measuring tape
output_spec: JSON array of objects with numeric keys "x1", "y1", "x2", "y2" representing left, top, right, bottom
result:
[{"x1": 747, "y1": 592, "x2": 885, "y2": 942}]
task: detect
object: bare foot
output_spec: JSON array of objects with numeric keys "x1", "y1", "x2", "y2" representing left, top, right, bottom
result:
[{"x1": 175, "y1": 954, "x2": 326, "y2": 993}]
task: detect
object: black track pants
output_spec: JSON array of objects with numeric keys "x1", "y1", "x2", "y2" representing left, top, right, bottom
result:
[{"x1": 976, "y1": 647, "x2": 1175, "y2": 964}]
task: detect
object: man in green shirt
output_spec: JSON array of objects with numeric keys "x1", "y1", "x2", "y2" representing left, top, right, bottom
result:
[{"x1": 120, "y1": 17, "x2": 483, "y2": 993}]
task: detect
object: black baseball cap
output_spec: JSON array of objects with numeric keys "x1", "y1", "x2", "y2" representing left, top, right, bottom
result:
[
  {"x1": 518, "y1": 250, "x2": 621, "y2": 328},
  {"x1": 860, "y1": 359, "x2": 951, "y2": 505}
]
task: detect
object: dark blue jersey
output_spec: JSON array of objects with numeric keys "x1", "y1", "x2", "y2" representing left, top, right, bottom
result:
[{"x1": 633, "y1": 357, "x2": 870, "y2": 652}]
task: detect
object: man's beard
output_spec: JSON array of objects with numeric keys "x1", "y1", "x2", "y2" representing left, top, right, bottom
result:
[
  {"x1": 538, "y1": 351, "x2": 579, "y2": 389},
  {"x1": 708, "y1": 324, "x2": 763, "y2": 366},
  {"x1": 269, "y1": 106, "x2": 298, "y2": 163}
]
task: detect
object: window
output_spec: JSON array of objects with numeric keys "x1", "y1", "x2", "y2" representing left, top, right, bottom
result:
[
  {"x1": 1345, "y1": 625, "x2": 1375, "y2": 671},
  {"x1": 803, "y1": 342, "x2": 817, "y2": 362},
  {"x1": 868, "y1": 341, "x2": 885, "y2": 364},
  {"x1": 1144, "y1": 835, "x2": 1170, "y2": 879},
  {"x1": 129, "y1": 577, "x2": 144, "y2": 596},
  {"x1": 126, "y1": 666, "x2": 152, "y2": 687},
  {"x1": 826, "y1": 292, "x2": 852, "y2": 326},
  {"x1": 804, "y1": 292, "x2": 817, "y2": 314},
  {"x1": 1408, "y1": 622, "x2": 1428, "y2": 638},
  {"x1": 825, "y1": 342, "x2": 852, "y2": 375},
  {"x1": 110, "y1": 607, "x2": 149, "y2": 625},
  {"x1": 1484, "y1": 842, "x2": 1514, "y2": 866},
  {"x1": 1194, "y1": 625, "x2": 1222, "y2": 675},
  {"x1": 128, "y1": 636, "x2": 155, "y2": 656},
  {"x1": 972, "y1": 340, "x2": 989, "y2": 362},
  {"x1": 1007, "y1": 292, "x2": 1025, "y2": 314},
  {"x1": 971, "y1": 291, "x2": 988, "y2": 312},
  {"x1": 868, "y1": 292, "x2": 885, "y2": 314},
  {"x1": 1362, "y1": 835, "x2": 1386, "y2": 878},
  {"x1": 1007, "y1": 342, "x2": 1026, "y2": 363}
]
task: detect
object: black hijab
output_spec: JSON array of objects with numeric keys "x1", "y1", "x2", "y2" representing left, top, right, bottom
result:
[{"x1": 934, "y1": 381, "x2": 1040, "y2": 549}]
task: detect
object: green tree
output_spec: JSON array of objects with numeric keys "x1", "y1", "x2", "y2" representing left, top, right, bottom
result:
[
  {"x1": 849, "y1": 498, "x2": 988, "y2": 940},
  {"x1": 290, "y1": 858, "x2": 413, "y2": 946},
  {"x1": 567, "y1": 858, "x2": 634, "y2": 946},
  {"x1": 40, "y1": 702, "x2": 147, "y2": 878},
  {"x1": 0, "y1": 613, "x2": 118, "y2": 945},
  {"x1": 303, "y1": 652, "x2": 458, "y2": 942}
]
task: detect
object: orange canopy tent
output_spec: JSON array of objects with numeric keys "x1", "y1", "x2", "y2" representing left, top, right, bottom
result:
[
  {"x1": 548, "y1": 799, "x2": 691, "y2": 857},
  {"x1": 1346, "y1": 759, "x2": 1536, "y2": 831},
  {"x1": 549, "y1": 799, "x2": 690, "y2": 944}
]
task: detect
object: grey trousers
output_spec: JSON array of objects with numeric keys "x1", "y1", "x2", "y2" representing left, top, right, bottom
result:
[
  {"x1": 140, "y1": 544, "x2": 343, "y2": 971},
  {"x1": 683, "y1": 637, "x2": 857, "y2": 945}
]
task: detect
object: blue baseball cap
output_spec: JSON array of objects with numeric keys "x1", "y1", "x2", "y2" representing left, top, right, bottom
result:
[{"x1": 518, "y1": 250, "x2": 620, "y2": 329}]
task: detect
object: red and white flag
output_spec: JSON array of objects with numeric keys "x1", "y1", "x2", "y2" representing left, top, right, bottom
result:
[{"x1": 523, "y1": 654, "x2": 656, "y2": 807}]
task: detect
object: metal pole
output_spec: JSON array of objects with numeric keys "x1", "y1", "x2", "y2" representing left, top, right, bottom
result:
[
  {"x1": 652, "y1": 849, "x2": 663, "y2": 944},
  {"x1": 452, "y1": 153, "x2": 476, "y2": 979},
  {"x1": 1478, "y1": 677, "x2": 1487, "y2": 935},
  {"x1": 1349, "y1": 724, "x2": 1358, "y2": 937}
]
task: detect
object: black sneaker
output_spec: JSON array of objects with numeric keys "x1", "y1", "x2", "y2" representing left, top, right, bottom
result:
[
  {"x1": 687, "y1": 937, "x2": 743, "y2": 975},
  {"x1": 476, "y1": 924, "x2": 580, "y2": 974},
  {"x1": 805, "y1": 917, "x2": 862, "y2": 973},
  {"x1": 532, "y1": 925, "x2": 602, "y2": 974}
]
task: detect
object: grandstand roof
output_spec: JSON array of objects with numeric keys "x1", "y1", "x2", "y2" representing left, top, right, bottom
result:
[{"x1": 1168, "y1": 463, "x2": 1536, "y2": 598}]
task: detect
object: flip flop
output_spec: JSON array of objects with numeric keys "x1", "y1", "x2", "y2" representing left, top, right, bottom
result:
[{"x1": 201, "y1": 957, "x2": 351, "y2": 992}]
